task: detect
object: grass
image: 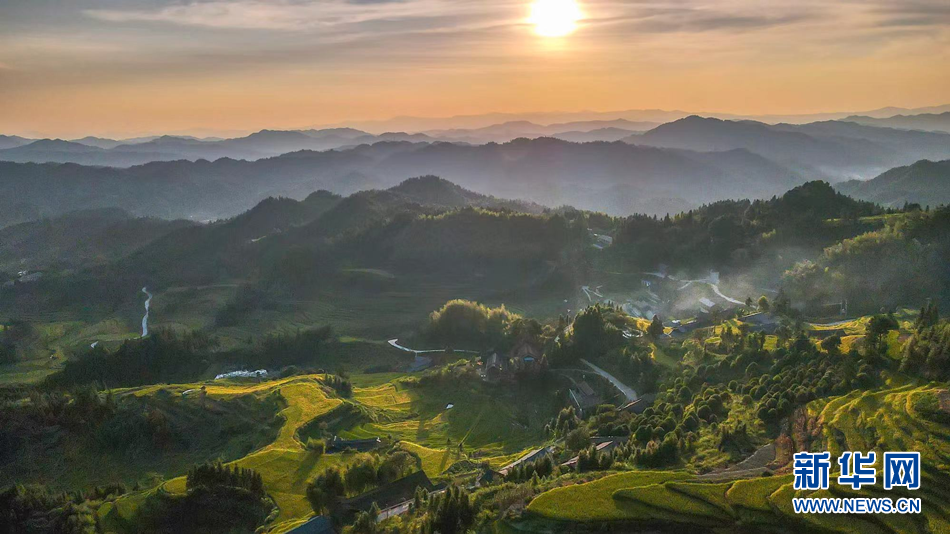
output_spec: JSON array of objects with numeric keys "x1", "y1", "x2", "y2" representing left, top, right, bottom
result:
[
  {"x1": 725, "y1": 475, "x2": 791, "y2": 513},
  {"x1": 340, "y1": 377, "x2": 557, "y2": 459},
  {"x1": 650, "y1": 343, "x2": 680, "y2": 367},
  {"x1": 397, "y1": 441, "x2": 458, "y2": 478},
  {"x1": 613, "y1": 482, "x2": 733, "y2": 524},
  {"x1": 526, "y1": 471, "x2": 691, "y2": 522}
]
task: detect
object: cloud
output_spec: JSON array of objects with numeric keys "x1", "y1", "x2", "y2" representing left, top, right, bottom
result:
[
  {"x1": 870, "y1": 0, "x2": 950, "y2": 28},
  {"x1": 586, "y1": 8, "x2": 814, "y2": 34},
  {"x1": 83, "y1": 0, "x2": 519, "y2": 32}
]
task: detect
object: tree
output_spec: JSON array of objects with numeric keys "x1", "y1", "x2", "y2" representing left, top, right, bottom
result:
[
  {"x1": 820, "y1": 335, "x2": 841, "y2": 354},
  {"x1": 306, "y1": 438, "x2": 326, "y2": 456},
  {"x1": 186, "y1": 462, "x2": 264, "y2": 497},
  {"x1": 426, "y1": 299, "x2": 517, "y2": 348},
  {"x1": 345, "y1": 455, "x2": 380, "y2": 494},
  {"x1": 306, "y1": 467, "x2": 345, "y2": 514},
  {"x1": 352, "y1": 509, "x2": 378, "y2": 534},
  {"x1": 565, "y1": 427, "x2": 591, "y2": 451},
  {"x1": 377, "y1": 451, "x2": 414, "y2": 483},
  {"x1": 647, "y1": 315, "x2": 664, "y2": 339},
  {"x1": 773, "y1": 290, "x2": 791, "y2": 315},
  {"x1": 866, "y1": 314, "x2": 898, "y2": 355},
  {"x1": 421, "y1": 485, "x2": 474, "y2": 534},
  {"x1": 757, "y1": 296, "x2": 770, "y2": 313},
  {"x1": 915, "y1": 302, "x2": 940, "y2": 332}
]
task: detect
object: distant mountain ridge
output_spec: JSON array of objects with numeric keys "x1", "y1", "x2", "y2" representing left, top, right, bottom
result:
[
  {"x1": 0, "y1": 121, "x2": 653, "y2": 167},
  {"x1": 0, "y1": 137, "x2": 806, "y2": 225},
  {"x1": 0, "y1": 129, "x2": 434, "y2": 167},
  {"x1": 842, "y1": 112, "x2": 950, "y2": 134},
  {"x1": 837, "y1": 159, "x2": 950, "y2": 207},
  {"x1": 3, "y1": 114, "x2": 950, "y2": 226},
  {"x1": 315, "y1": 103, "x2": 950, "y2": 133},
  {"x1": 628, "y1": 116, "x2": 950, "y2": 180},
  {"x1": 0, "y1": 135, "x2": 32, "y2": 150}
]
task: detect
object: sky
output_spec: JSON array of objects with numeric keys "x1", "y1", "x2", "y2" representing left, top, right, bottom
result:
[{"x1": 1, "y1": 0, "x2": 949, "y2": 138}]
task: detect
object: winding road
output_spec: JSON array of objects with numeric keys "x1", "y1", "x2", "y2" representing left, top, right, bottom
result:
[
  {"x1": 580, "y1": 358, "x2": 637, "y2": 402},
  {"x1": 141, "y1": 287, "x2": 152, "y2": 337},
  {"x1": 662, "y1": 273, "x2": 745, "y2": 305},
  {"x1": 387, "y1": 339, "x2": 479, "y2": 355}
]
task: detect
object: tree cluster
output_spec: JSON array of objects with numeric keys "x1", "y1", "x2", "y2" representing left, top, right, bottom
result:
[{"x1": 186, "y1": 462, "x2": 265, "y2": 498}]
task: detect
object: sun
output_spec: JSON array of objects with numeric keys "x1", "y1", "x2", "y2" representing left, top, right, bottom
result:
[{"x1": 529, "y1": 0, "x2": 583, "y2": 37}]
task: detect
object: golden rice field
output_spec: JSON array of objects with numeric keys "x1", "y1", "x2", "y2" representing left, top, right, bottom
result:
[
  {"x1": 103, "y1": 371, "x2": 554, "y2": 532},
  {"x1": 103, "y1": 376, "x2": 345, "y2": 532}
]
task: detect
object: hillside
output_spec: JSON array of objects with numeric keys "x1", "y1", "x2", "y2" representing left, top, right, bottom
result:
[
  {"x1": 0, "y1": 209, "x2": 194, "y2": 273},
  {"x1": 837, "y1": 159, "x2": 950, "y2": 207},
  {"x1": 607, "y1": 180, "x2": 882, "y2": 271},
  {"x1": 783, "y1": 205, "x2": 950, "y2": 313}
]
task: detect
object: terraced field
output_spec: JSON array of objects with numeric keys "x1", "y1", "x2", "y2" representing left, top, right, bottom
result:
[
  {"x1": 306, "y1": 377, "x2": 558, "y2": 473},
  {"x1": 102, "y1": 375, "x2": 345, "y2": 533},
  {"x1": 517, "y1": 384, "x2": 950, "y2": 534},
  {"x1": 100, "y1": 371, "x2": 555, "y2": 532}
]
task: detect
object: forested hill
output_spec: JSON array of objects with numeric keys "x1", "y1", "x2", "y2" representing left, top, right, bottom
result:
[
  {"x1": 606, "y1": 181, "x2": 882, "y2": 269},
  {"x1": 0, "y1": 209, "x2": 194, "y2": 272},
  {"x1": 68, "y1": 177, "x2": 565, "y2": 288},
  {"x1": 837, "y1": 159, "x2": 950, "y2": 208},
  {"x1": 6, "y1": 177, "x2": 947, "y2": 323}
]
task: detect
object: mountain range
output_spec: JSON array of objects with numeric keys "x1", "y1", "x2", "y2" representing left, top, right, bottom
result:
[
  {"x1": 629, "y1": 116, "x2": 950, "y2": 180},
  {"x1": 0, "y1": 120, "x2": 660, "y2": 167},
  {"x1": 5, "y1": 110, "x2": 949, "y2": 172},
  {"x1": 0, "y1": 130, "x2": 433, "y2": 167},
  {"x1": 314, "y1": 103, "x2": 950, "y2": 134},
  {"x1": 2, "y1": 113, "x2": 950, "y2": 227},
  {"x1": 0, "y1": 135, "x2": 805, "y2": 226}
]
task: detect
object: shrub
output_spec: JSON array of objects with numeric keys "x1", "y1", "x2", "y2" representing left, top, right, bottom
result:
[{"x1": 305, "y1": 438, "x2": 326, "y2": 456}]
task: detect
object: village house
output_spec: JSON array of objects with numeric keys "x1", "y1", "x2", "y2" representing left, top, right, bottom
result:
[
  {"x1": 561, "y1": 437, "x2": 625, "y2": 469},
  {"x1": 509, "y1": 336, "x2": 546, "y2": 374},
  {"x1": 741, "y1": 312, "x2": 780, "y2": 334},
  {"x1": 481, "y1": 336, "x2": 546, "y2": 381},
  {"x1": 569, "y1": 380, "x2": 601, "y2": 413},
  {"x1": 287, "y1": 516, "x2": 336, "y2": 534},
  {"x1": 620, "y1": 393, "x2": 657, "y2": 414},
  {"x1": 338, "y1": 470, "x2": 437, "y2": 522},
  {"x1": 498, "y1": 446, "x2": 554, "y2": 476}
]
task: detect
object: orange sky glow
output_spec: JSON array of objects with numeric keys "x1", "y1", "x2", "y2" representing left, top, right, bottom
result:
[{"x1": 1, "y1": 0, "x2": 948, "y2": 138}]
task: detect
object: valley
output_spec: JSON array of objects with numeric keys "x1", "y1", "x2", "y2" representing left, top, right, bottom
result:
[{"x1": 2, "y1": 168, "x2": 949, "y2": 533}]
